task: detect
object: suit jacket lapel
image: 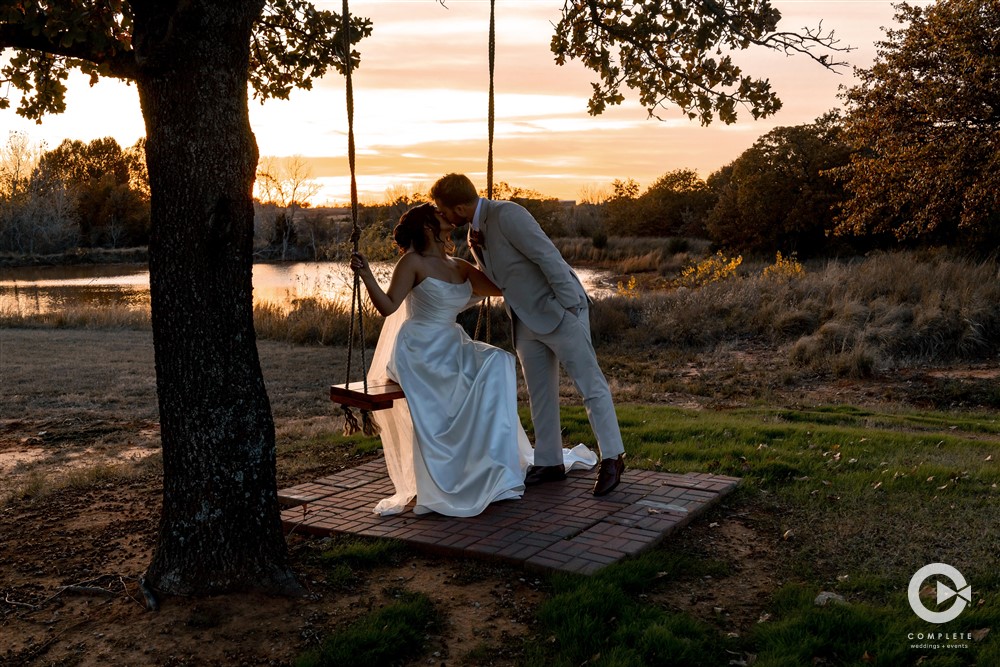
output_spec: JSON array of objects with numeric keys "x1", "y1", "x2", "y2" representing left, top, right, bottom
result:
[{"x1": 473, "y1": 201, "x2": 500, "y2": 283}]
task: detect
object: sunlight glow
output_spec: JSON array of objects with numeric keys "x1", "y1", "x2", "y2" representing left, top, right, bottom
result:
[{"x1": 2, "y1": 1, "x2": 906, "y2": 204}]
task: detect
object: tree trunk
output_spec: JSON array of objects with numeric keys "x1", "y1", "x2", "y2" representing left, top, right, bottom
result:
[{"x1": 134, "y1": 0, "x2": 296, "y2": 595}]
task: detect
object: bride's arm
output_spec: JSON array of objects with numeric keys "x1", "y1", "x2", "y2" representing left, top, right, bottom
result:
[
  {"x1": 457, "y1": 258, "x2": 502, "y2": 297},
  {"x1": 352, "y1": 252, "x2": 418, "y2": 316}
]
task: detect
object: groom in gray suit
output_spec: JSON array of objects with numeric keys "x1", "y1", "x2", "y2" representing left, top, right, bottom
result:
[{"x1": 431, "y1": 173, "x2": 626, "y2": 496}]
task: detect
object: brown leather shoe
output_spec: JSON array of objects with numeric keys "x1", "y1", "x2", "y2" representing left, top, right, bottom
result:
[
  {"x1": 593, "y1": 454, "x2": 625, "y2": 496},
  {"x1": 525, "y1": 464, "x2": 567, "y2": 485}
]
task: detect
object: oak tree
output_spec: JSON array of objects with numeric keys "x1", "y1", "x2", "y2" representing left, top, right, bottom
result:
[
  {"x1": 2, "y1": 0, "x2": 370, "y2": 595},
  {"x1": 36, "y1": 137, "x2": 150, "y2": 246},
  {"x1": 632, "y1": 168, "x2": 714, "y2": 237},
  {"x1": 835, "y1": 0, "x2": 1000, "y2": 247},
  {"x1": 707, "y1": 111, "x2": 851, "y2": 256},
  {"x1": 553, "y1": 0, "x2": 850, "y2": 124}
]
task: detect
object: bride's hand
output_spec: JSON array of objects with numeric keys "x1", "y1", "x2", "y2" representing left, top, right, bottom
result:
[{"x1": 350, "y1": 252, "x2": 370, "y2": 275}]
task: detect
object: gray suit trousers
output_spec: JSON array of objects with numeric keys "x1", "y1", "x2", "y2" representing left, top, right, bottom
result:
[{"x1": 514, "y1": 304, "x2": 625, "y2": 466}]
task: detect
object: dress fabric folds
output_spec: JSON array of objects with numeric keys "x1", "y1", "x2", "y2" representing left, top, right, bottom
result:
[{"x1": 367, "y1": 277, "x2": 596, "y2": 517}]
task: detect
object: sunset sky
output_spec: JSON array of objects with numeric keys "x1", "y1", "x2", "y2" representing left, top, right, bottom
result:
[{"x1": 3, "y1": 1, "x2": 919, "y2": 203}]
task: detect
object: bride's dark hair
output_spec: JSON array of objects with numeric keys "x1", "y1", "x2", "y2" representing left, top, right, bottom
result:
[{"x1": 393, "y1": 203, "x2": 455, "y2": 254}]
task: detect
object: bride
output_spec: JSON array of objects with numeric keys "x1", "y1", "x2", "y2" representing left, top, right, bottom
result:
[{"x1": 351, "y1": 203, "x2": 594, "y2": 517}]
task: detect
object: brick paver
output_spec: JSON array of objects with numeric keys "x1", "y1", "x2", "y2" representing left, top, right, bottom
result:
[{"x1": 279, "y1": 459, "x2": 739, "y2": 574}]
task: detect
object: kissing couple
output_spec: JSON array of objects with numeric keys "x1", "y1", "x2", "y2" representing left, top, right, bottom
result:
[{"x1": 351, "y1": 173, "x2": 626, "y2": 517}]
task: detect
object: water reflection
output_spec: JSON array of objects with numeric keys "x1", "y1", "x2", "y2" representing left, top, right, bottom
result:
[{"x1": 1, "y1": 261, "x2": 614, "y2": 316}]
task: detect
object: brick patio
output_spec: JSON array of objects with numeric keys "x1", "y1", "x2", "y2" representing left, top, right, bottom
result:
[{"x1": 279, "y1": 460, "x2": 740, "y2": 575}]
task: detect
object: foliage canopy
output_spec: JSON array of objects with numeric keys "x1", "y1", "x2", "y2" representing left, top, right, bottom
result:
[
  {"x1": 0, "y1": 0, "x2": 371, "y2": 118},
  {"x1": 553, "y1": 0, "x2": 851, "y2": 124},
  {"x1": 706, "y1": 111, "x2": 851, "y2": 256},
  {"x1": 835, "y1": 0, "x2": 1000, "y2": 247}
]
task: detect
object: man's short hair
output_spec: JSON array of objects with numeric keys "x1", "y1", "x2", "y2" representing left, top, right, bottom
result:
[{"x1": 430, "y1": 173, "x2": 479, "y2": 207}]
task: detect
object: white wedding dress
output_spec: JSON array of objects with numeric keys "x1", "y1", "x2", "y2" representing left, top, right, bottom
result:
[{"x1": 368, "y1": 277, "x2": 596, "y2": 517}]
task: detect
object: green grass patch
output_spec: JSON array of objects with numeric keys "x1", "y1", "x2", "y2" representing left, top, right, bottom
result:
[
  {"x1": 320, "y1": 536, "x2": 405, "y2": 569},
  {"x1": 753, "y1": 583, "x2": 1000, "y2": 666},
  {"x1": 316, "y1": 536, "x2": 406, "y2": 589},
  {"x1": 279, "y1": 431, "x2": 383, "y2": 458},
  {"x1": 295, "y1": 590, "x2": 440, "y2": 667},
  {"x1": 525, "y1": 550, "x2": 735, "y2": 667}
]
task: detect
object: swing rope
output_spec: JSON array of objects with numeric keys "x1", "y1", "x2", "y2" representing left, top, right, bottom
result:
[
  {"x1": 340, "y1": 0, "x2": 378, "y2": 437},
  {"x1": 335, "y1": 0, "x2": 497, "y2": 421},
  {"x1": 474, "y1": 0, "x2": 496, "y2": 344}
]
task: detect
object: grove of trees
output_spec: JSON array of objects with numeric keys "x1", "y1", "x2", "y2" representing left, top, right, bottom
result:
[
  {"x1": 0, "y1": 133, "x2": 149, "y2": 253},
  {"x1": 583, "y1": 1, "x2": 1000, "y2": 258}
]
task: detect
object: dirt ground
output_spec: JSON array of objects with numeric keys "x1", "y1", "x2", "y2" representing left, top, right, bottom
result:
[{"x1": 1, "y1": 328, "x2": 996, "y2": 666}]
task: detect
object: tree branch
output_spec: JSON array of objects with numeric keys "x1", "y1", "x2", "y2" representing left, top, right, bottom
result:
[
  {"x1": 0, "y1": 24, "x2": 95, "y2": 62},
  {"x1": 0, "y1": 24, "x2": 137, "y2": 79},
  {"x1": 561, "y1": 0, "x2": 854, "y2": 122}
]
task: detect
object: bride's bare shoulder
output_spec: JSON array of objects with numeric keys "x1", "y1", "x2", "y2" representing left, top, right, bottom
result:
[
  {"x1": 392, "y1": 250, "x2": 427, "y2": 284},
  {"x1": 394, "y1": 250, "x2": 422, "y2": 269}
]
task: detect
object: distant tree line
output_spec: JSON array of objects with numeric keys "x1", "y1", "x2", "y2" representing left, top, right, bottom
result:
[
  {"x1": 0, "y1": 134, "x2": 149, "y2": 254},
  {"x1": 4, "y1": 2, "x2": 995, "y2": 261},
  {"x1": 594, "y1": 1, "x2": 1000, "y2": 258}
]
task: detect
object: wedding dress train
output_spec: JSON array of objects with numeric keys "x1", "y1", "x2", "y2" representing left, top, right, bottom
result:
[{"x1": 367, "y1": 277, "x2": 596, "y2": 517}]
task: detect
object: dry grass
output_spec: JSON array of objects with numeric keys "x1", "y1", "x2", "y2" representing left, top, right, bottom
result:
[
  {"x1": 0, "y1": 328, "x2": 351, "y2": 503},
  {"x1": 589, "y1": 248, "x2": 1000, "y2": 377},
  {"x1": 0, "y1": 302, "x2": 151, "y2": 329},
  {"x1": 253, "y1": 296, "x2": 383, "y2": 347},
  {"x1": 554, "y1": 236, "x2": 711, "y2": 274},
  {"x1": 0, "y1": 246, "x2": 148, "y2": 267},
  {"x1": 4, "y1": 249, "x2": 998, "y2": 380}
]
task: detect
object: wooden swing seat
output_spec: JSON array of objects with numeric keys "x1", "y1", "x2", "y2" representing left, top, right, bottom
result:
[{"x1": 330, "y1": 380, "x2": 405, "y2": 411}]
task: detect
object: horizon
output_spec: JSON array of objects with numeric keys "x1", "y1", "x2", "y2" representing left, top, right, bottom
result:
[{"x1": 2, "y1": 1, "x2": 917, "y2": 204}]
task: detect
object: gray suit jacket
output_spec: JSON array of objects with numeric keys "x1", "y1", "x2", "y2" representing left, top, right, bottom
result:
[{"x1": 470, "y1": 199, "x2": 587, "y2": 335}]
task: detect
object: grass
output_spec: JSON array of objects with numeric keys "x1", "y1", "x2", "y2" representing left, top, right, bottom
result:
[
  {"x1": 316, "y1": 536, "x2": 407, "y2": 589},
  {"x1": 524, "y1": 551, "x2": 735, "y2": 667},
  {"x1": 553, "y1": 235, "x2": 711, "y2": 269},
  {"x1": 0, "y1": 301, "x2": 151, "y2": 329},
  {"x1": 586, "y1": 249, "x2": 1000, "y2": 375},
  {"x1": 2, "y1": 456, "x2": 162, "y2": 506},
  {"x1": 4, "y1": 321, "x2": 997, "y2": 663},
  {"x1": 295, "y1": 590, "x2": 440, "y2": 667},
  {"x1": 752, "y1": 583, "x2": 1000, "y2": 666},
  {"x1": 5, "y1": 247, "x2": 1000, "y2": 663}
]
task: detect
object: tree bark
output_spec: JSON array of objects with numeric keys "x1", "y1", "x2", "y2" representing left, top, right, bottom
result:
[{"x1": 134, "y1": 0, "x2": 296, "y2": 595}]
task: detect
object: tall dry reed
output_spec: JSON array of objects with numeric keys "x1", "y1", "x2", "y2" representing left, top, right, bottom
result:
[
  {"x1": 592, "y1": 248, "x2": 1000, "y2": 377},
  {"x1": 0, "y1": 302, "x2": 151, "y2": 329}
]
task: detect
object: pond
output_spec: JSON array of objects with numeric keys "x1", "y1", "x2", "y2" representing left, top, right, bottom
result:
[{"x1": 0, "y1": 261, "x2": 617, "y2": 316}]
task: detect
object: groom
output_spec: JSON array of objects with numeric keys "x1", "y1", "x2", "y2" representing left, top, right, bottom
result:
[{"x1": 431, "y1": 173, "x2": 626, "y2": 496}]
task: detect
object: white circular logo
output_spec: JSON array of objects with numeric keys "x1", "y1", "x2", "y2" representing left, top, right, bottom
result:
[{"x1": 908, "y1": 563, "x2": 972, "y2": 624}]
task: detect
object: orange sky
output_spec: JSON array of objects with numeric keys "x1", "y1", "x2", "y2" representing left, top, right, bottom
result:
[{"x1": 2, "y1": 1, "x2": 916, "y2": 203}]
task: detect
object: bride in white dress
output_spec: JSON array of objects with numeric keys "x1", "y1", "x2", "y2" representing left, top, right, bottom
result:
[{"x1": 351, "y1": 203, "x2": 595, "y2": 517}]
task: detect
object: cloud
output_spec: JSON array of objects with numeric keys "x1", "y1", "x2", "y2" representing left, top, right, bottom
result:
[{"x1": 4, "y1": 0, "x2": 906, "y2": 205}]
